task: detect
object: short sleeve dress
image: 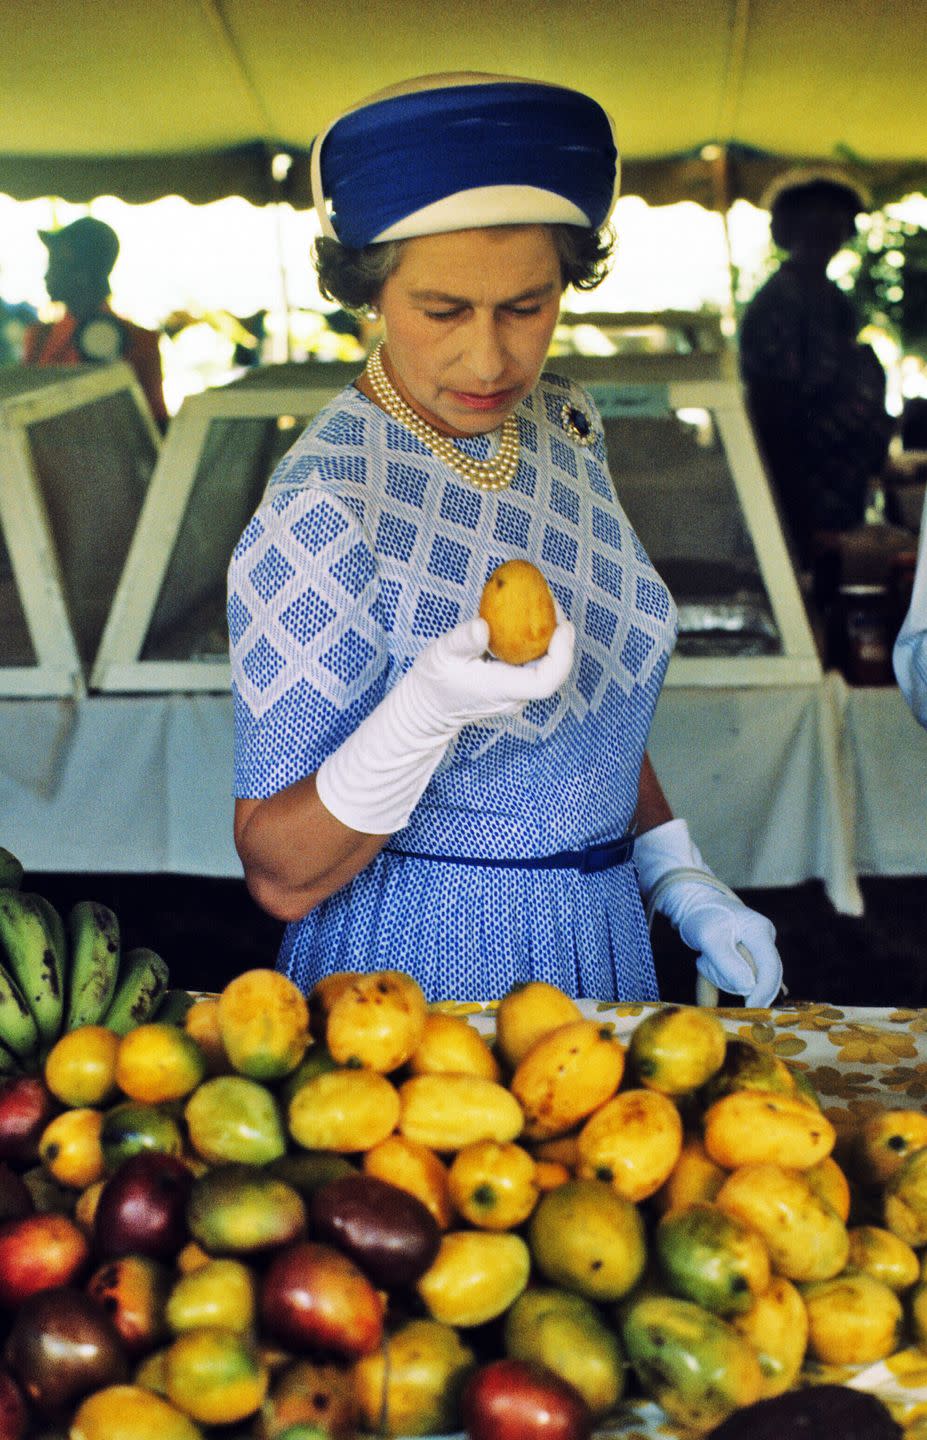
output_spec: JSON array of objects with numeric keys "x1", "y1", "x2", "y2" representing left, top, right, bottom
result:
[{"x1": 227, "y1": 370, "x2": 677, "y2": 1002}]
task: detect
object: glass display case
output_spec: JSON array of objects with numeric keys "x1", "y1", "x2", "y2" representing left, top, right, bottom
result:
[
  {"x1": 554, "y1": 351, "x2": 821, "y2": 684},
  {"x1": 92, "y1": 363, "x2": 357, "y2": 691},
  {"x1": 0, "y1": 362, "x2": 160, "y2": 696},
  {"x1": 94, "y1": 345, "x2": 820, "y2": 692}
]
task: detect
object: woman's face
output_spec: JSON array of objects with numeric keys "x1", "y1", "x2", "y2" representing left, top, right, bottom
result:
[{"x1": 376, "y1": 225, "x2": 564, "y2": 438}]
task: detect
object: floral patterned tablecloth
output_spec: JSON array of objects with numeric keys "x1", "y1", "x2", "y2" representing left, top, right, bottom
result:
[{"x1": 423, "y1": 999, "x2": 927, "y2": 1437}]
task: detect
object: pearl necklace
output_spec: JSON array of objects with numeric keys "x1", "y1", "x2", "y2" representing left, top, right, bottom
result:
[{"x1": 364, "y1": 342, "x2": 520, "y2": 493}]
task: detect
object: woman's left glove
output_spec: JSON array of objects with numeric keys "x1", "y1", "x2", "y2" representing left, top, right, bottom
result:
[
  {"x1": 316, "y1": 615, "x2": 575, "y2": 835},
  {"x1": 635, "y1": 818, "x2": 784, "y2": 1007}
]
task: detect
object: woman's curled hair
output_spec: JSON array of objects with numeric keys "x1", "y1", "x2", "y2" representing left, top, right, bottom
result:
[{"x1": 313, "y1": 223, "x2": 615, "y2": 314}]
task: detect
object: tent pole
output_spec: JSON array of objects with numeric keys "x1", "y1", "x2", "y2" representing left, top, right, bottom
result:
[{"x1": 270, "y1": 151, "x2": 293, "y2": 363}]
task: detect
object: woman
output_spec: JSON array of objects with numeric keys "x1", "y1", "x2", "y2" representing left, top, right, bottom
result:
[{"x1": 228, "y1": 73, "x2": 782, "y2": 1006}]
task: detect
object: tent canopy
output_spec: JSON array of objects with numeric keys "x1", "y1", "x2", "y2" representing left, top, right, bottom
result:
[{"x1": 3, "y1": 0, "x2": 925, "y2": 209}]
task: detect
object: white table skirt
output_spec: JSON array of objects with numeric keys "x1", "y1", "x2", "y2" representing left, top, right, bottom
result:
[{"x1": 0, "y1": 678, "x2": 921, "y2": 910}]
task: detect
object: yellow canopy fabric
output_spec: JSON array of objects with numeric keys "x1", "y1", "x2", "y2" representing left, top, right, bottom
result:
[{"x1": 2, "y1": 0, "x2": 925, "y2": 207}]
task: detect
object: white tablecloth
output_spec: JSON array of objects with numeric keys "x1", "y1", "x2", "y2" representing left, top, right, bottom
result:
[{"x1": 0, "y1": 678, "x2": 922, "y2": 909}]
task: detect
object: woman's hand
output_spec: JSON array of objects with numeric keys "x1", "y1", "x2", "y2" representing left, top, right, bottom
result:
[
  {"x1": 409, "y1": 615, "x2": 576, "y2": 729},
  {"x1": 315, "y1": 613, "x2": 575, "y2": 839},
  {"x1": 635, "y1": 818, "x2": 784, "y2": 1008}
]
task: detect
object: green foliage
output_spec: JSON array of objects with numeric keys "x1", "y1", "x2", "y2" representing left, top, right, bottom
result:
[{"x1": 845, "y1": 212, "x2": 927, "y2": 357}]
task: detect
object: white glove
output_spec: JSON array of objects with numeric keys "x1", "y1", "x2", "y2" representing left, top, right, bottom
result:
[
  {"x1": 316, "y1": 615, "x2": 575, "y2": 835},
  {"x1": 635, "y1": 818, "x2": 784, "y2": 1007}
]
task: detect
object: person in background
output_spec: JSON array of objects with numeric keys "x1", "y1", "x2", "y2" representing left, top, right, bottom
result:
[
  {"x1": 892, "y1": 394, "x2": 927, "y2": 720},
  {"x1": 738, "y1": 169, "x2": 892, "y2": 572},
  {"x1": 24, "y1": 216, "x2": 168, "y2": 429},
  {"x1": 0, "y1": 294, "x2": 37, "y2": 366},
  {"x1": 228, "y1": 72, "x2": 783, "y2": 1009}
]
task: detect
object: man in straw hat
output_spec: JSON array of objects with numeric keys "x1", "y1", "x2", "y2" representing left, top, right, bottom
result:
[{"x1": 739, "y1": 167, "x2": 891, "y2": 569}]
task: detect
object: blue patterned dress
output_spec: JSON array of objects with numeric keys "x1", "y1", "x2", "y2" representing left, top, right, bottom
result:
[{"x1": 227, "y1": 371, "x2": 677, "y2": 1002}]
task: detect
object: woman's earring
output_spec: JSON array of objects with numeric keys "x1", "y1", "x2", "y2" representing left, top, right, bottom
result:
[{"x1": 365, "y1": 305, "x2": 380, "y2": 321}]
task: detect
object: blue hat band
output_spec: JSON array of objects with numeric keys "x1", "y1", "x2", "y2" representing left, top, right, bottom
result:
[{"x1": 316, "y1": 81, "x2": 618, "y2": 249}]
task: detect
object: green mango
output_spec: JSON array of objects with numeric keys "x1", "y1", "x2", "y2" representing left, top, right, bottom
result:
[
  {"x1": 266, "y1": 1150, "x2": 358, "y2": 1200},
  {"x1": 188, "y1": 1164, "x2": 305, "y2": 1255},
  {"x1": 655, "y1": 1202, "x2": 772, "y2": 1315},
  {"x1": 184, "y1": 1076, "x2": 286, "y2": 1166},
  {"x1": 700, "y1": 1040, "x2": 797, "y2": 1107},
  {"x1": 504, "y1": 1286, "x2": 624, "y2": 1416},
  {"x1": 101, "y1": 1101, "x2": 184, "y2": 1171},
  {"x1": 622, "y1": 1295, "x2": 763, "y2": 1431}
]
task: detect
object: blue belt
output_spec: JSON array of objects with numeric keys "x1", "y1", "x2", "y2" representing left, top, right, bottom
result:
[{"x1": 384, "y1": 832, "x2": 635, "y2": 875}]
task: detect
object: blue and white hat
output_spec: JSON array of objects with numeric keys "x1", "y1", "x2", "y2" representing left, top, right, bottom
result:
[{"x1": 310, "y1": 72, "x2": 620, "y2": 249}]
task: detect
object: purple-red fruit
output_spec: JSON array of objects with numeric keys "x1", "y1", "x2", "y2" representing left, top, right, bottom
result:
[
  {"x1": 0, "y1": 1079, "x2": 57, "y2": 1165},
  {"x1": 259, "y1": 1240, "x2": 384, "y2": 1359},
  {"x1": 4, "y1": 1286, "x2": 128, "y2": 1417},
  {"x1": 93, "y1": 1152, "x2": 192, "y2": 1260},
  {"x1": 462, "y1": 1358, "x2": 594, "y2": 1440},
  {"x1": 309, "y1": 1173, "x2": 440, "y2": 1288}
]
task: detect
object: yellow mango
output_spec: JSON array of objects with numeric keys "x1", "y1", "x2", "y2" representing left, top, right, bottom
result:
[
  {"x1": 353, "y1": 1319, "x2": 475, "y2": 1437},
  {"x1": 307, "y1": 970, "x2": 357, "y2": 1037},
  {"x1": 802, "y1": 1274, "x2": 903, "y2": 1366},
  {"x1": 730, "y1": 1276, "x2": 808, "y2": 1398},
  {"x1": 908, "y1": 1280, "x2": 927, "y2": 1348},
  {"x1": 855, "y1": 1108, "x2": 927, "y2": 1187},
  {"x1": 408, "y1": 1012, "x2": 500, "y2": 1081},
  {"x1": 884, "y1": 1147, "x2": 927, "y2": 1247},
  {"x1": 805, "y1": 1155, "x2": 852, "y2": 1222},
  {"x1": 287, "y1": 1068, "x2": 400, "y2": 1152},
  {"x1": 511, "y1": 1020, "x2": 625, "y2": 1140},
  {"x1": 577, "y1": 1089, "x2": 683, "y2": 1203},
  {"x1": 529, "y1": 1179, "x2": 646, "y2": 1301},
  {"x1": 652, "y1": 1136, "x2": 727, "y2": 1216},
  {"x1": 448, "y1": 1141, "x2": 539, "y2": 1230},
  {"x1": 530, "y1": 1133, "x2": 581, "y2": 1169},
  {"x1": 398, "y1": 1074, "x2": 523, "y2": 1152},
  {"x1": 325, "y1": 970, "x2": 427, "y2": 1073},
  {"x1": 166, "y1": 1259, "x2": 256, "y2": 1335},
  {"x1": 846, "y1": 1225, "x2": 920, "y2": 1292},
  {"x1": 627, "y1": 1005, "x2": 727, "y2": 1095},
  {"x1": 39, "y1": 1107, "x2": 105, "y2": 1189},
  {"x1": 716, "y1": 1163, "x2": 849, "y2": 1282},
  {"x1": 479, "y1": 559, "x2": 556, "y2": 665},
  {"x1": 494, "y1": 982, "x2": 582, "y2": 1070},
  {"x1": 416, "y1": 1231, "x2": 530, "y2": 1326},
  {"x1": 703, "y1": 1090, "x2": 835, "y2": 1170},
  {"x1": 218, "y1": 970, "x2": 310, "y2": 1081},
  {"x1": 363, "y1": 1135, "x2": 454, "y2": 1230},
  {"x1": 534, "y1": 1159, "x2": 571, "y2": 1191}
]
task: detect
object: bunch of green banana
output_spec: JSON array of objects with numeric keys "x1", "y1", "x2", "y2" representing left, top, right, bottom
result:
[{"x1": 0, "y1": 847, "x2": 175, "y2": 1070}]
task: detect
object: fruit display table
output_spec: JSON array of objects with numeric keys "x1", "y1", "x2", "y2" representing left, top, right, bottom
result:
[{"x1": 440, "y1": 996, "x2": 927, "y2": 1438}]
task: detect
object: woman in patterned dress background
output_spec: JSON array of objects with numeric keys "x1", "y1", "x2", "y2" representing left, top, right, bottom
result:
[{"x1": 227, "y1": 73, "x2": 783, "y2": 1006}]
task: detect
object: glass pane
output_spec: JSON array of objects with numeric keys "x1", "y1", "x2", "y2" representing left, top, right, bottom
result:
[
  {"x1": 141, "y1": 414, "x2": 310, "y2": 661},
  {"x1": 590, "y1": 384, "x2": 782, "y2": 658},
  {"x1": 0, "y1": 527, "x2": 35, "y2": 666},
  {"x1": 26, "y1": 387, "x2": 156, "y2": 664}
]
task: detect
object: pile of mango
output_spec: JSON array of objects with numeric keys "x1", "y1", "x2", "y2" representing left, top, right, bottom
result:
[{"x1": 2, "y1": 968, "x2": 927, "y2": 1439}]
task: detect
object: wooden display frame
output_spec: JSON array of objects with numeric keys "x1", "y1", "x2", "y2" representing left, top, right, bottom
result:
[
  {"x1": 92, "y1": 367, "x2": 357, "y2": 692},
  {"x1": 0, "y1": 362, "x2": 161, "y2": 697},
  {"x1": 555, "y1": 354, "x2": 822, "y2": 686},
  {"x1": 94, "y1": 351, "x2": 819, "y2": 693}
]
